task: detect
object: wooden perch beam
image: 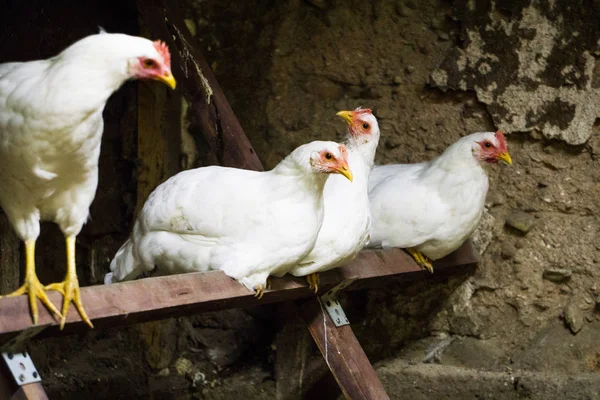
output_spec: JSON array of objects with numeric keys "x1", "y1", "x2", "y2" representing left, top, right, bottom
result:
[{"x1": 0, "y1": 244, "x2": 477, "y2": 344}]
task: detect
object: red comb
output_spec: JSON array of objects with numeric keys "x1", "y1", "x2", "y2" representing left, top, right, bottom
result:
[
  {"x1": 495, "y1": 130, "x2": 507, "y2": 150},
  {"x1": 353, "y1": 107, "x2": 372, "y2": 115},
  {"x1": 495, "y1": 130, "x2": 505, "y2": 142},
  {"x1": 338, "y1": 144, "x2": 348, "y2": 159},
  {"x1": 153, "y1": 40, "x2": 171, "y2": 69}
]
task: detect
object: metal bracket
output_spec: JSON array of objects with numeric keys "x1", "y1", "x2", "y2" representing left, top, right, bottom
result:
[
  {"x1": 320, "y1": 279, "x2": 356, "y2": 327},
  {"x1": 2, "y1": 352, "x2": 41, "y2": 386}
]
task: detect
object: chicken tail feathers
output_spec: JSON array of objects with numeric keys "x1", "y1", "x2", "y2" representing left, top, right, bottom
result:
[
  {"x1": 103, "y1": 272, "x2": 115, "y2": 285},
  {"x1": 108, "y1": 238, "x2": 143, "y2": 283}
]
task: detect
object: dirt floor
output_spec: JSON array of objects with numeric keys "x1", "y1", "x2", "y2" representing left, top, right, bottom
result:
[{"x1": 9, "y1": 0, "x2": 600, "y2": 398}]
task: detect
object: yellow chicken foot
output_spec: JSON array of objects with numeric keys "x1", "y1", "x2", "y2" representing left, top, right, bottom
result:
[
  {"x1": 254, "y1": 284, "x2": 266, "y2": 300},
  {"x1": 3, "y1": 240, "x2": 62, "y2": 324},
  {"x1": 305, "y1": 273, "x2": 320, "y2": 293},
  {"x1": 407, "y1": 248, "x2": 434, "y2": 273},
  {"x1": 266, "y1": 277, "x2": 272, "y2": 290},
  {"x1": 45, "y1": 236, "x2": 93, "y2": 329}
]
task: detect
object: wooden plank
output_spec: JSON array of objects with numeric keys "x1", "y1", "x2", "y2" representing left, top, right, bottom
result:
[
  {"x1": 0, "y1": 244, "x2": 477, "y2": 343},
  {"x1": 137, "y1": 0, "x2": 264, "y2": 171},
  {"x1": 11, "y1": 384, "x2": 49, "y2": 400},
  {"x1": 295, "y1": 298, "x2": 390, "y2": 400}
]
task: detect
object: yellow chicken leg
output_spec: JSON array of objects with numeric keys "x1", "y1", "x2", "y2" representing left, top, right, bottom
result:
[
  {"x1": 3, "y1": 240, "x2": 62, "y2": 324},
  {"x1": 45, "y1": 236, "x2": 93, "y2": 329},
  {"x1": 407, "y1": 248, "x2": 434, "y2": 273},
  {"x1": 305, "y1": 273, "x2": 320, "y2": 293},
  {"x1": 254, "y1": 284, "x2": 266, "y2": 300}
]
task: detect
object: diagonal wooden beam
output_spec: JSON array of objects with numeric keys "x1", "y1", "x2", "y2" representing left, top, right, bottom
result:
[
  {"x1": 0, "y1": 244, "x2": 477, "y2": 345},
  {"x1": 296, "y1": 298, "x2": 391, "y2": 400},
  {"x1": 138, "y1": 0, "x2": 264, "y2": 171}
]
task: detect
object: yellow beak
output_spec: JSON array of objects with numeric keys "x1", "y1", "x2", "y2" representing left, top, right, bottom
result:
[
  {"x1": 156, "y1": 72, "x2": 177, "y2": 90},
  {"x1": 336, "y1": 110, "x2": 354, "y2": 125},
  {"x1": 336, "y1": 164, "x2": 353, "y2": 182},
  {"x1": 497, "y1": 151, "x2": 513, "y2": 165}
]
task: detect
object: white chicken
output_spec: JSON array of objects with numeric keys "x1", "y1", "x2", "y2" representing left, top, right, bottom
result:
[
  {"x1": 0, "y1": 32, "x2": 176, "y2": 328},
  {"x1": 289, "y1": 108, "x2": 380, "y2": 292},
  {"x1": 367, "y1": 131, "x2": 512, "y2": 271},
  {"x1": 107, "y1": 141, "x2": 353, "y2": 298}
]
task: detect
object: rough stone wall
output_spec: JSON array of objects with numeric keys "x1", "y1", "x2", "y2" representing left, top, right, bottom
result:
[{"x1": 431, "y1": 0, "x2": 600, "y2": 145}]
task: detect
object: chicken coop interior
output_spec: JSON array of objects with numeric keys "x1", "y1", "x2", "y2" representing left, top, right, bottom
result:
[{"x1": 0, "y1": 0, "x2": 599, "y2": 399}]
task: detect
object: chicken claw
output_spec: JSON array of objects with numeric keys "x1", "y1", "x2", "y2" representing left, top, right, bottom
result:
[
  {"x1": 254, "y1": 284, "x2": 266, "y2": 300},
  {"x1": 45, "y1": 236, "x2": 93, "y2": 329},
  {"x1": 46, "y1": 278, "x2": 93, "y2": 330},
  {"x1": 305, "y1": 273, "x2": 320, "y2": 293},
  {"x1": 4, "y1": 240, "x2": 62, "y2": 324},
  {"x1": 407, "y1": 248, "x2": 434, "y2": 273}
]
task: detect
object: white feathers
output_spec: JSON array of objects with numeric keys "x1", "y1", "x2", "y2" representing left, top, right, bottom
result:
[
  {"x1": 109, "y1": 141, "x2": 350, "y2": 293},
  {"x1": 289, "y1": 110, "x2": 380, "y2": 278},
  {"x1": 105, "y1": 110, "x2": 505, "y2": 293},
  {"x1": 104, "y1": 272, "x2": 115, "y2": 285},
  {"x1": 0, "y1": 32, "x2": 170, "y2": 241},
  {"x1": 367, "y1": 132, "x2": 498, "y2": 260}
]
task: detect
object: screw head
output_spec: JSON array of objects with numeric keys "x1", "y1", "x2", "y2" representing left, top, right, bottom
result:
[{"x1": 19, "y1": 374, "x2": 25, "y2": 382}]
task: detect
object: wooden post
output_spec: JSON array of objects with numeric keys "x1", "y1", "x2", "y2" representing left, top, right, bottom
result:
[
  {"x1": 296, "y1": 298, "x2": 391, "y2": 400},
  {"x1": 135, "y1": 0, "x2": 264, "y2": 371},
  {"x1": 132, "y1": 8, "x2": 184, "y2": 371},
  {"x1": 8, "y1": 384, "x2": 49, "y2": 400}
]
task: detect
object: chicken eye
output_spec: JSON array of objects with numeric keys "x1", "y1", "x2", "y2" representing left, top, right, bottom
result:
[
  {"x1": 484, "y1": 142, "x2": 492, "y2": 148},
  {"x1": 325, "y1": 153, "x2": 333, "y2": 160},
  {"x1": 362, "y1": 123, "x2": 370, "y2": 129},
  {"x1": 143, "y1": 59, "x2": 156, "y2": 68}
]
